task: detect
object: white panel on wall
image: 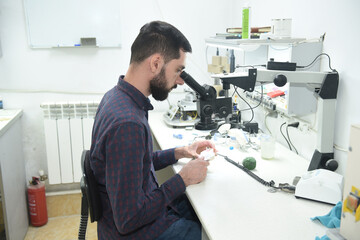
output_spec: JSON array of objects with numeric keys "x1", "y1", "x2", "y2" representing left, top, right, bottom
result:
[
  {"x1": 70, "y1": 118, "x2": 83, "y2": 183},
  {"x1": 23, "y1": 0, "x2": 121, "y2": 48},
  {"x1": 43, "y1": 119, "x2": 61, "y2": 184},
  {"x1": 82, "y1": 118, "x2": 94, "y2": 150},
  {"x1": 57, "y1": 119, "x2": 73, "y2": 183}
]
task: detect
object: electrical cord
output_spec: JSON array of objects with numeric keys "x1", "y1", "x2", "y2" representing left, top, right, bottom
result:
[
  {"x1": 218, "y1": 153, "x2": 275, "y2": 187},
  {"x1": 217, "y1": 153, "x2": 296, "y2": 193},
  {"x1": 280, "y1": 122, "x2": 292, "y2": 151},
  {"x1": 232, "y1": 83, "x2": 264, "y2": 124},
  {"x1": 265, "y1": 112, "x2": 272, "y2": 135},
  {"x1": 233, "y1": 87, "x2": 254, "y2": 123},
  {"x1": 286, "y1": 125, "x2": 298, "y2": 154},
  {"x1": 296, "y1": 53, "x2": 337, "y2": 72},
  {"x1": 241, "y1": 83, "x2": 264, "y2": 111}
]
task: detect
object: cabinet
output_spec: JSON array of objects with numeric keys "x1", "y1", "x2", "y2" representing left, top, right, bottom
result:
[
  {"x1": 340, "y1": 124, "x2": 360, "y2": 239},
  {"x1": 0, "y1": 110, "x2": 28, "y2": 240}
]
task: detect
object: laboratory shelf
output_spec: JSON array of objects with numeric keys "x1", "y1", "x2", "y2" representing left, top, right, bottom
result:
[{"x1": 205, "y1": 37, "x2": 308, "y2": 49}]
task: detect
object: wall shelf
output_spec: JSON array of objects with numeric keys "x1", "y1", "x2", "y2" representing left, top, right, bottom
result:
[{"x1": 205, "y1": 37, "x2": 317, "y2": 51}]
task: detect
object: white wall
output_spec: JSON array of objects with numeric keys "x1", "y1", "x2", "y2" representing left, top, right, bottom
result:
[
  {"x1": 0, "y1": 0, "x2": 359, "y2": 185},
  {"x1": 0, "y1": 0, "x2": 234, "y2": 184}
]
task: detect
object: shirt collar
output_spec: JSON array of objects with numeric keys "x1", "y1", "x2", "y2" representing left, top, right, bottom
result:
[{"x1": 117, "y1": 75, "x2": 154, "y2": 111}]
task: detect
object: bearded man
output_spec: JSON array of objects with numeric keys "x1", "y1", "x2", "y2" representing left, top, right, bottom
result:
[{"x1": 90, "y1": 21, "x2": 216, "y2": 240}]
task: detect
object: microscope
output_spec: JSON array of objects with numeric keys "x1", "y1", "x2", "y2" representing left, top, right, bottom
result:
[
  {"x1": 180, "y1": 71, "x2": 232, "y2": 130},
  {"x1": 180, "y1": 69, "x2": 258, "y2": 131}
]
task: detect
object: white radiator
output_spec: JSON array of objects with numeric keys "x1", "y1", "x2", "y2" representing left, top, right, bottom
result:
[{"x1": 41, "y1": 101, "x2": 99, "y2": 184}]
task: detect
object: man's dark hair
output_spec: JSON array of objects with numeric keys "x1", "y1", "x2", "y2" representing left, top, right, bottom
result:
[{"x1": 130, "y1": 21, "x2": 192, "y2": 64}]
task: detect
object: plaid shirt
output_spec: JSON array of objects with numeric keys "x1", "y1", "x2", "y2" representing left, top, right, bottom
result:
[{"x1": 90, "y1": 76, "x2": 186, "y2": 240}]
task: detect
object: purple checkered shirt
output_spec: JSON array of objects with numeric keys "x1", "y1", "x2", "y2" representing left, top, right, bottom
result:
[{"x1": 90, "y1": 76, "x2": 186, "y2": 240}]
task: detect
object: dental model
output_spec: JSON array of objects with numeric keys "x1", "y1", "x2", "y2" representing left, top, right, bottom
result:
[{"x1": 200, "y1": 148, "x2": 216, "y2": 161}]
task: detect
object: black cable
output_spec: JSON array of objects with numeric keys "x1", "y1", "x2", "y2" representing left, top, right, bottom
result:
[
  {"x1": 241, "y1": 83, "x2": 264, "y2": 111},
  {"x1": 232, "y1": 84, "x2": 264, "y2": 124},
  {"x1": 219, "y1": 153, "x2": 275, "y2": 187},
  {"x1": 78, "y1": 195, "x2": 89, "y2": 240},
  {"x1": 280, "y1": 122, "x2": 292, "y2": 151},
  {"x1": 233, "y1": 87, "x2": 254, "y2": 123},
  {"x1": 286, "y1": 125, "x2": 298, "y2": 154},
  {"x1": 218, "y1": 153, "x2": 296, "y2": 193},
  {"x1": 296, "y1": 53, "x2": 337, "y2": 72}
]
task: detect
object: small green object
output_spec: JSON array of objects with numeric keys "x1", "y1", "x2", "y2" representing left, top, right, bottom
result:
[{"x1": 242, "y1": 157, "x2": 256, "y2": 170}]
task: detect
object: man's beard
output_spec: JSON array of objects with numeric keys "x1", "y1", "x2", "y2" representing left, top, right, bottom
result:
[{"x1": 150, "y1": 67, "x2": 177, "y2": 101}]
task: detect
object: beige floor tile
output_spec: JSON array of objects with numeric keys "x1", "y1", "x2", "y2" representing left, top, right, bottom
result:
[
  {"x1": 47, "y1": 194, "x2": 82, "y2": 218},
  {"x1": 24, "y1": 226, "x2": 37, "y2": 240},
  {"x1": 25, "y1": 215, "x2": 97, "y2": 240}
]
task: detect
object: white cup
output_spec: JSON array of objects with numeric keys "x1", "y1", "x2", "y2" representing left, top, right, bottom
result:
[{"x1": 260, "y1": 134, "x2": 275, "y2": 159}]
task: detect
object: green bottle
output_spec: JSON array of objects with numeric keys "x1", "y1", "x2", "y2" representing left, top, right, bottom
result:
[{"x1": 242, "y1": 5, "x2": 251, "y2": 39}]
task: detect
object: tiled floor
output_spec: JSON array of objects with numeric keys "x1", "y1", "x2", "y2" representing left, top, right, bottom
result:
[
  {"x1": 24, "y1": 192, "x2": 97, "y2": 240},
  {"x1": 25, "y1": 215, "x2": 97, "y2": 240}
]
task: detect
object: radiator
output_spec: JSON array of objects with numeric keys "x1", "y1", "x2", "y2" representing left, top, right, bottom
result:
[{"x1": 41, "y1": 101, "x2": 99, "y2": 184}]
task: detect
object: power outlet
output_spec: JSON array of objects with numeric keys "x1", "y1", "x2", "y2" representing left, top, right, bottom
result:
[{"x1": 299, "y1": 123, "x2": 310, "y2": 132}]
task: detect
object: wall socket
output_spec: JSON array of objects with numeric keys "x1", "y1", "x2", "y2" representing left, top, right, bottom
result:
[{"x1": 299, "y1": 122, "x2": 310, "y2": 132}]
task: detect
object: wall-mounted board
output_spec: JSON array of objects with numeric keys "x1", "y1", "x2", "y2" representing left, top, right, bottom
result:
[{"x1": 23, "y1": 0, "x2": 121, "y2": 48}]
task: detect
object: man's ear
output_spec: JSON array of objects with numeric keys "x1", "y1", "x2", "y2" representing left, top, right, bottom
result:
[{"x1": 149, "y1": 53, "x2": 164, "y2": 74}]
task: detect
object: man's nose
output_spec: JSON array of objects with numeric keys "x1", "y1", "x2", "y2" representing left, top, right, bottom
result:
[{"x1": 176, "y1": 75, "x2": 185, "y2": 85}]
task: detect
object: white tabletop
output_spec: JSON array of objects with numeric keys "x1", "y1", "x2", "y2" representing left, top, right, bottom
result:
[
  {"x1": 149, "y1": 111, "x2": 332, "y2": 240},
  {"x1": 0, "y1": 109, "x2": 23, "y2": 137}
]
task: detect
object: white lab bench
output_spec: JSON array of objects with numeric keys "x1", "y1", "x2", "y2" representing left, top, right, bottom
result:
[
  {"x1": 149, "y1": 111, "x2": 332, "y2": 240},
  {"x1": 0, "y1": 109, "x2": 28, "y2": 240}
]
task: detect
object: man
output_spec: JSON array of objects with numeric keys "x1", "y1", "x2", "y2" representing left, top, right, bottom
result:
[{"x1": 90, "y1": 21, "x2": 216, "y2": 240}]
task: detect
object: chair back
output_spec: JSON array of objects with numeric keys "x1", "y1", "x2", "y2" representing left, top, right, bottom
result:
[{"x1": 81, "y1": 150, "x2": 102, "y2": 222}]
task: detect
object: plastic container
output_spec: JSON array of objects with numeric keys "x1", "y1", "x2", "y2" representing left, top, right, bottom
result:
[{"x1": 260, "y1": 134, "x2": 275, "y2": 159}]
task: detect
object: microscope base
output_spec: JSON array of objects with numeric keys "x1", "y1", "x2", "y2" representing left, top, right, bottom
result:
[{"x1": 195, "y1": 121, "x2": 218, "y2": 130}]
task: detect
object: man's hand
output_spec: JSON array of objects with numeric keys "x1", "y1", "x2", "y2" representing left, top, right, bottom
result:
[
  {"x1": 178, "y1": 157, "x2": 209, "y2": 187},
  {"x1": 175, "y1": 140, "x2": 217, "y2": 160}
]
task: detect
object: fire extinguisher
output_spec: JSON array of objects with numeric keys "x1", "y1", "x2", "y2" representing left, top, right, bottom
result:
[{"x1": 28, "y1": 176, "x2": 48, "y2": 227}]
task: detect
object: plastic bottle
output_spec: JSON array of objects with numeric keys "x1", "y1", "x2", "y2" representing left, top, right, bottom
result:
[{"x1": 242, "y1": 4, "x2": 251, "y2": 39}]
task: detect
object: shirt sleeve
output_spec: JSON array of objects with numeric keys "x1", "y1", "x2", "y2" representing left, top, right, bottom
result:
[
  {"x1": 152, "y1": 148, "x2": 177, "y2": 170},
  {"x1": 105, "y1": 122, "x2": 185, "y2": 234}
]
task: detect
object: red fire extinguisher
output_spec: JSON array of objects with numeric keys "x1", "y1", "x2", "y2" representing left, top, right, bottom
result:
[{"x1": 28, "y1": 177, "x2": 48, "y2": 226}]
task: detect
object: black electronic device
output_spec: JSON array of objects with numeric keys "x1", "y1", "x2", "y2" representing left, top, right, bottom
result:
[
  {"x1": 243, "y1": 122, "x2": 259, "y2": 134},
  {"x1": 267, "y1": 58, "x2": 296, "y2": 71},
  {"x1": 180, "y1": 71, "x2": 232, "y2": 130}
]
